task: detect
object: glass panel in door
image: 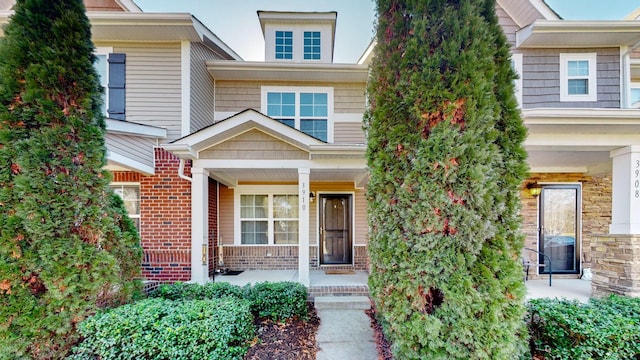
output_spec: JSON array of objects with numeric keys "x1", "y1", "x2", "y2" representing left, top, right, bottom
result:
[
  {"x1": 539, "y1": 186, "x2": 579, "y2": 274},
  {"x1": 320, "y1": 195, "x2": 352, "y2": 265}
]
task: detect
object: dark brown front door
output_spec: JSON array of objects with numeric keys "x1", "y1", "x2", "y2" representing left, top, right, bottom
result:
[{"x1": 319, "y1": 194, "x2": 352, "y2": 265}]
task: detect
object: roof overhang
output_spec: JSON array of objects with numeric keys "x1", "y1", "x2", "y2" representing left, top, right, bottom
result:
[
  {"x1": 106, "y1": 118, "x2": 166, "y2": 138},
  {"x1": 163, "y1": 109, "x2": 366, "y2": 187},
  {"x1": 207, "y1": 60, "x2": 368, "y2": 82},
  {"x1": 522, "y1": 108, "x2": 640, "y2": 174},
  {"x1": 0, "y1": 11, "x2": 241, "y2": 60},
  {"x1": 517, "y1": 20, "x2": 640, "y2": 48}
]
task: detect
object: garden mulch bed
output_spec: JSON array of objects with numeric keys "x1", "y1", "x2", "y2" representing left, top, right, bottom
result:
[
  {"x1": 244, "y1": 302, "x2": 393, "y2": 360},
  {"x1": 244, "y1": 303, "x2": 320, "y2": 360}
]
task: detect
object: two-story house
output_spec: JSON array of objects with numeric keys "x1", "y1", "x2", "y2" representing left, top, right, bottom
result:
[{"x1": 3, "y1": 0, "x2": 640, "y2": 296}]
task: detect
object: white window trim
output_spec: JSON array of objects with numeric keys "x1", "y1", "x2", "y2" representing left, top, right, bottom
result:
[
  {"x1": 95, "y1": 47, "x2": 113, "y2": 116},
  {"x1": 559, "y1": 53, "x2": 597, "y2": 102},
  {"x1": 261, "y1": 86, "x2": 334, "y2": 143},
  {"x1": 234, "y1": 185, "x2": 299, "y2": 246},
  {"x1": 110, "y1": 182, "x2": 141, "y2": 229},
  {"x1": 511, "y1": 53, "x2": 523, "y2": 108},
  {"x1": 631, "y1": 81, "x2": 640, "y2": 108},
  {"x1": 265, "y1": 25, "x2": 331, "y2": 63}
]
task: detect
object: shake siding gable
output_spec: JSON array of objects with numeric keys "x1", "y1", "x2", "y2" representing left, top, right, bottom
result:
[
  {"x1": 522, "y1": 48, "x2": 620, "y2": 108},
  {"x1": 105, "y1": 133, "x2": 156, "y2": 169},
  {"x1": 496, "y1": 4, "x2": 518, "y2": 47},
  {"x1": 113, "y1": 43, "x2": 183, "y2": 141},
  {"x1": 199, "y1": 130, "x2": 309, "y2": 160},
  {"x1": 191, "y1": 43, "x2": 219, "y2": 133}
]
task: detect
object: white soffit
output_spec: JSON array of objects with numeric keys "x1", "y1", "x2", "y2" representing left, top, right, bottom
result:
[
  {"x1": 207, "y1": 61, "x2": 368, "y2": 82},
  {"x1": 517, "y1": 20, "x2": 640, "y2": 48}
]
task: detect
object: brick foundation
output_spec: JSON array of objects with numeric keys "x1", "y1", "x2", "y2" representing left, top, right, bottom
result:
[
  {"x1": 592, "y1": 234, "x2": 640, "y2": 298},
  {"x1": 220, "y1": 245, "x2": 370, "y2": 271}
]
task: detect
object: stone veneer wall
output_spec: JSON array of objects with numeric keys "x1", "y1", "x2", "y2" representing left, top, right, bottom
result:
[
  {"x1": 592, "y1": 235, "x2": 640, "y2": 298},
  {"x1": 520, "y1": 173, "x2": 611, "y2": 279}
]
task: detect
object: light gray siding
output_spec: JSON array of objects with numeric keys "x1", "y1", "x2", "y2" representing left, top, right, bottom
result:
[
  {"x1": 497, "y1": 0, "x2": 544, "y2": 27},
  {"x1": 334, "y1": 83, "x2": 366, "y2": 114},
  {"x1": 215, "y1": 81, "x2": 261, "y2": 113},
  {"x1": 496, "y1": 4, "x2": 519, "y2": 47},
  {"x1": 113, "y1": 43, "x2": 183, "y2": 141},
  {"x1": 190, "y1": 43, "x2": 220, "y2": 133},
  {"x1": 334, "y1": 123, "x2": 365, "y2": 144},
  {"x1": 522, "y1": 48, "x2": 620, "y2": 109},
  {"x1": 105, "y1": 133, "x2": 156, "y2": 169}
]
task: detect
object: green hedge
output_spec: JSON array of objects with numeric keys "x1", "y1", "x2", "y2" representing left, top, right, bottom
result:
[
  {"x1": 528, "y1": 295, "x2": 640, "y2": 359},
  {"x1": 150, "y1": 281, "x2": 308, "y2": 322},
  {"x1": 70, "y1": 298, "x2": 254, "y2": 360},
  {"x1": 246, "y1": 281, "x2": 308, "y2": 321},
  {"x1": 150, "y1": 281, "x2": 245, "y2": 301}
]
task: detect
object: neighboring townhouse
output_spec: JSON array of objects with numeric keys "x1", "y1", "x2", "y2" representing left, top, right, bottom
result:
[{"x1": 2, "y1": 0, "x2": 640, "y2": 297}]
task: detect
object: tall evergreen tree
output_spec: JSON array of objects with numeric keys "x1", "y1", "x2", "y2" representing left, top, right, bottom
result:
[
  {"x1": 365, "y1": 0, "x2": 529, "y2": 358},
  {"x1": 0, "y1": 0, "x2": 141, "y2": 357}
]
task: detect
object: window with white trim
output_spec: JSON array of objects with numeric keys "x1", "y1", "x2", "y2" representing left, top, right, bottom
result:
[
  {"x1": 631, "y1": 82, "x2": 640, "y2": 108},
  {"x1": 262, "y1": 86, "x2": 333, "y2": 142},
  {"x1": 110, "y1": 183, "x2": 140, "y2": 230},
  {"x1": 94, "y1": 47, "x2": 112, "y2": 116},
  {"x1": 511, "y1": 53, "x2": 523, "y2": 108},
  {"x1": 303, "y1": 31, "x2": 321, "y2": 60},
  {"x1": 236, "y1": 186, "x2": 299, "y2": 245},
  {"x1": 275, "y1": 31, "x2": 293, "y2": 60},
  {"x1": 560, "y1": 53, "x2": 597, "y2": 102}
]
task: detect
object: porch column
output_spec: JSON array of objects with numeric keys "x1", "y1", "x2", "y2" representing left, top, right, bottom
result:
[
  {"x1": 298, "y1": 168, "x2": 310, "y2": 286},
  {"x1": 191, "y1": 167, "x2": 209, "y2": 284},
  {"x1": 610, "y1": 146, "x2": 640, "y2": 234}
]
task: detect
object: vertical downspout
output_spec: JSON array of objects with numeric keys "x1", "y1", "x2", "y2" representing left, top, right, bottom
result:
[{"x1": 178, "y1": 159, "x2": 192, "y2": 182}]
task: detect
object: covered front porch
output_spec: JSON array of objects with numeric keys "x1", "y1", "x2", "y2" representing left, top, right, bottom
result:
[
  {"x1": 163, "y1": 109, "x2": 368, "y2": 286},
  {"x1": 212, "y1": 269, "x2": 593, "y2": 303}
]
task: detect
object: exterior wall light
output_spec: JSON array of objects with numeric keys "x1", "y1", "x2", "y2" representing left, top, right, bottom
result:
[
  {"x1": 310, "y1": 191, "x2": 316, "y2": 202},
  {"x1": 527, "y1": 183, "x2": 542, "y2": 198}
]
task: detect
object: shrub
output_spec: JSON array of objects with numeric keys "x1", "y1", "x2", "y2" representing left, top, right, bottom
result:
[
  {"x1": 0, "y1": 0, "x2": 141, "y2": 357},
  {"x1": 70, "y1": 297, "x2": 255, "y2": 360},
  {"x1": 246, "y1": 282, "x2": 308, "y2": 321},
  {"x1": 150, "y1": 281, "x2": 245, "y2": 301},
  {"x1": 528, "y1": 295, "x2": 640, "y2": 359},
  {"x1": 365, "y1": 0, "x2": 528, "y2": 358}
]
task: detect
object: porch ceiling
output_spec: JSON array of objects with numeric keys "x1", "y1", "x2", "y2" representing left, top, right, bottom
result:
[
  {"x1": 523, "y1": 108, "x2": 640, "y2": 175},
  {"x1": 208, "y1": 168, "x2": 369, "y2": 188}
]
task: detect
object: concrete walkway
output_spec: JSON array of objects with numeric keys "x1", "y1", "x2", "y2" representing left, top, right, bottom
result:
[{"x1": 315, "y1": 296, "x2": 377, "y2": 360}]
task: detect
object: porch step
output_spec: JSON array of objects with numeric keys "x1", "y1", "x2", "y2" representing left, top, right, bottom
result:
[{"x1": 314, "y1": 296, "x2": 371, "y2": 310}]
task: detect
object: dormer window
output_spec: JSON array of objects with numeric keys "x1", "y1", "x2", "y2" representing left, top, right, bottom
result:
[
  {"x1": 275, "y1": 31, "x2": 293, "y2": 60},
  {"x1": 259, "y1": 11, "x2": 336, "y2": 63},
  {"x1": 303, "y1": 31, "x2": 321, "y2": 60}
]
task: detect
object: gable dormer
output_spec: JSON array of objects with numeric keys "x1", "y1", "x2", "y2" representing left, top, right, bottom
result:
[{"x1": 258, "y1": 11, "x2": 337, "y2": 63}]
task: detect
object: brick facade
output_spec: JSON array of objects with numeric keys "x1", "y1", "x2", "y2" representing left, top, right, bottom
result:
[
  {"x1": 520, "y1": 173, "x2": 612, "y2": 279},
  {"x1": 139, "y1": 148, "x2": 193, "y2": 282}
]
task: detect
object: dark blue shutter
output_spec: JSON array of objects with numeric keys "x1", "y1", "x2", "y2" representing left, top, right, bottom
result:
[{"x1": 108, "y1": 53, "x2": 126, "y2": 120}]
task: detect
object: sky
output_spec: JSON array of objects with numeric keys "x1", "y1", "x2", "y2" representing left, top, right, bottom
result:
[{"x1": 134, "y1": 0, "x2": 640, "y2": 63}]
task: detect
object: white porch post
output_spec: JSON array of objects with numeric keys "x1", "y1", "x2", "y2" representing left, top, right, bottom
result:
[
  {"x1": 191, "y1": 167, "x2": 209, "y2": 284},
  {"x1": 298, "y1": 168, "x2": 310, "y2": 286},
  {"x1": 610, "y1": 146, "x2": 640, "y2": 234}
]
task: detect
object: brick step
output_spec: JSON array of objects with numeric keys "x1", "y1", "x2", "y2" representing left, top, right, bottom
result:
[{"x1": 314, "y1": 295, "x2": 371, "y2": 310}]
